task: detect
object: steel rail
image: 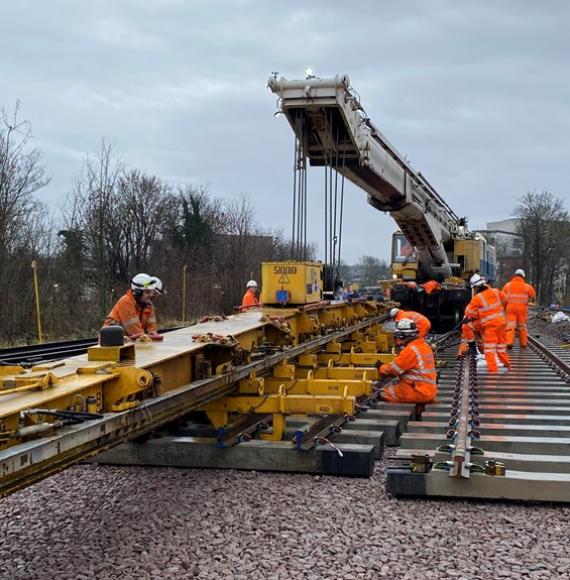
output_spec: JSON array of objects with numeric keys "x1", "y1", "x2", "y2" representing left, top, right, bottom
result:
[
  {"x1": 0, "y1": 315, "x2": 386, "y2": 498},
  {"x1": 527, "y1": 335, "x2": 570, "y2": 382},
  {"x1": 0, "y1": 327, "x2": 184, "y2": 365}
]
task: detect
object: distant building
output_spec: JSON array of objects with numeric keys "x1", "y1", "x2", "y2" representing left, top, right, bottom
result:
[{"x1": 478, "y1": 219, "x2": 523, "y2": 284}]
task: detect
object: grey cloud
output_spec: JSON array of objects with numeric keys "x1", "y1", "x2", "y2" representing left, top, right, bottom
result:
[{"x1": 1, "y1": 0, "x2": 569, "y2": 261}]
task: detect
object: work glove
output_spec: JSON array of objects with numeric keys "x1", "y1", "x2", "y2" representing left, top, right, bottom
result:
[{"x1": 374, "y1": 360, "x2": 382, "y2": 370}]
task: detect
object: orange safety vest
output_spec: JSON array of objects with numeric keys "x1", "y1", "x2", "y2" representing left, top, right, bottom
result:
[
  {"x1": 395, "y1": 310, "x2": 431, "y2": 338},
  {"x1": 503, "y1": 276, "x2": 536, "y2": 306},
  {"x1": 465, "y1": 287, "x2": 506, "y2": 326},
  {"x1": 379, "y1": 338, "x2": 437, "y2": 386},
  {"x1": 241, "y1": 290, "x2": 259, "y2": 310},
  {"x1": 104, "y1": 290, "x2": 157, "y2": 337}
]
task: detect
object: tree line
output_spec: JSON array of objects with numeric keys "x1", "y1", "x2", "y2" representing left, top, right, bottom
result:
[
  {"x1": 2, "y1": 105, "x2": 568, "y2": 344},
  {"x1": 0, "y1": 107, "x2": 303, "y2": 344},
  {"x1": 514, "y1": 191, "x2": 570, "y2": 306}
]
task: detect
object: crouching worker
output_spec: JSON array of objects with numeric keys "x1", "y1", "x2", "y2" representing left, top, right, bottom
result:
[
  {"x1": 375, "y1": 319, "x2": 437, "y2": 403},
  {"x1": 390, "y1": 307, "x2": 431, "y2": 339},
  {"x1": 104, "y1": 273, "x2": 164, "y2": 341},
  {"x1": 458, "y1": 318, "x2": 482, "y2": 357}
]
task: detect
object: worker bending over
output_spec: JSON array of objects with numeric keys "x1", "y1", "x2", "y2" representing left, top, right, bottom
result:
[
  {"x1": 375, "y1": 319, "x2": 437, "y2": 403},
  {"x1": 502, "y1": 269, "x2": 536, "y2": 349},
  {"x1": 464, "y1": 274, "x2": 509, "y2": 373},
  {"x1": 458, "y1": 318, "x2": 483, "y2": 357},
  {"x1": 390, "y1": 308, "x2": 431, "y2": 338},
  {"x1": 104, "y1": 273, "x2": 164, "y2": 341},
  {"x1": 241, "y1": 280, "x2": 260, "y2": 310}
]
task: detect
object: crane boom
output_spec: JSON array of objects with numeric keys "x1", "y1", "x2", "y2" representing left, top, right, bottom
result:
[{"x1": 268, "y1": 74, "x2": 463, "y2": 280}]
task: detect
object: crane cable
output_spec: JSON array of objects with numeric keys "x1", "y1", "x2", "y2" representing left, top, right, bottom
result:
[
  {"x1": 291, "y1": 113, "x2": 308, "y2": 260},
  {"x1": 320, "y1": 110, "x2": 346, "y2": 291},
  {"x1": 290, "y1": 109, "x2": 346, "y2": 289}
]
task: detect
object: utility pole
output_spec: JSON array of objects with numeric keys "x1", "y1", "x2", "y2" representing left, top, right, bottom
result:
[
  {"x1": 182, "y1": 264, "x2": 188, "y2": 323},
  {"x1": 31, "y1": 260, "x2": 43, "y2": 344}
]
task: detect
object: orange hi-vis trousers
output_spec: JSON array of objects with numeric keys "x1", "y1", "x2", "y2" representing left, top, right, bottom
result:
[
  {"x1": 506, "y1": 304, "x2": 529, "y2": 347},
  {"x1": 458, "y1": 321, "x2": 483, "y2": 356},
  {"x1": 382, "y1": 380, "x2": 436, "y2": 403},
  {"x1": 482, "y1": 320, "x2": 510, "y2": 373}
]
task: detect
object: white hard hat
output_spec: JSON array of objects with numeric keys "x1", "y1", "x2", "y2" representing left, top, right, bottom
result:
[
  {"x1": 131, "y1": 273, "x2": 154, "y2": 291},
  {"x1": 390, "y1": 308, "x2": 400, "y2": 318},
  {"x1": 514, "y1": 269, "x2": 525, "y2": 278},
  {"x1": 470, "y1": 273, "x2": 486, "y2": 288},
  {"x1": 152, "y1": 277, "x2": 164, "y2": 294},
  {"x1": 132, "y1": 273, "x2": 163, "y2": 294},
  {"x1": 246, "y1": 280, "x2": 258, "y2": 288},
  {"x1": 394, "y1": 318, "x2": 419, "y2": 338}
]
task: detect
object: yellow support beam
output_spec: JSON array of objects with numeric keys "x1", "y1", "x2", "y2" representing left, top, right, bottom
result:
[
  {"x1": 200, "y1": 385, "x2": 356, "y2": 416},
  {"x1": 311, "y1": 365, "x2": 380, "y2": 381},
  {"x1": 317, "y1": 350, "x2": 394, "y2": 366},
  {"x1": 258, "y1": 374, "x2": 372, "y2": 398}
]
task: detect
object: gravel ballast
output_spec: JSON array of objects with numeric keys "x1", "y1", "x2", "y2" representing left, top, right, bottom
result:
[{"x1": 2, "y1": 453, "x2": 570, "y2": 580}]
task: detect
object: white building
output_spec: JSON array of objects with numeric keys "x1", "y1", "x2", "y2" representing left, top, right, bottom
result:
[{"x1": 478, "y1": 219, "x2": 523, "y2": 283}]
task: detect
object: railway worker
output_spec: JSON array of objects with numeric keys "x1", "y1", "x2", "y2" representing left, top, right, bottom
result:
[
  {"x1": 421, "y1": 280, "x2": 441, "y2": 295},
  {"x1": 104, "y1": 273, "x2": 164, "y2": 341},
  {"x1": 464, "y1": 274, "x2": 509, "y2": 373},
  {"x1": 458, "y1": 318, "x2": 483, "y2": 357},
  {"x1": 390, "y1": 307, "x2": 431, "y2": 339},
  {"x1": 241, "y1": 280, "x2": 260, "y2": 310},
  {"x1": 502, "y1": 269, "x2": 536, "y2": 349},
  {"x1": 375, "y1": 319, "x2": 437, "y2": 403}
]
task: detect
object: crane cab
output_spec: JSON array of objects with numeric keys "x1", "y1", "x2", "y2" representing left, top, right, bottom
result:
[{"x1": 390, "y1": 232, "x2": 419, "y2": 281}]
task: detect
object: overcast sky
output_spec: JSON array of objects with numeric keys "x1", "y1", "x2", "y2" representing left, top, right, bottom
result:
[{"x1": 1, "y1": 0, "x2": 569, "y2": 263}]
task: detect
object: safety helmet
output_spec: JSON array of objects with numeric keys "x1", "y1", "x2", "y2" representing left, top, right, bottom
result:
[
  {"x1": 390, "y1": 308, "x2": 400, "y2": 318},
  {"x1": 393, "y1": 318, "x2": 419, "y2": 340},
  {"x1": 470, "y1": 273, "x2": 486, "y2": 288},
  {"x1": 246, "y1": 280, "x2": 258, "y2": 289},
  {"x1": 131, "y1": 273, "x2": 155, "y2": 292},
  {"x1": 152, "y1": 277, "x2": 164, "y2": 294},
  {"x1": 132, "y1": 273, "x2": 163, "y2": 297},
  {"x1": 514, "y1": 269, "x2": 525, "y2": 278}
]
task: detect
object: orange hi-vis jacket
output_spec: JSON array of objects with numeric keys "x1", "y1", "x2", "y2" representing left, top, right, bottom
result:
[
  {"x1": 241, "y1": 290, "x2": 259, "y2": 310},
  {"x1": 379, "y1": 338, "x2": 437, "y2": 403},
  {"x1": 104, "y1": 290, "x2": 157, "y2": 338},
  {"x1": 502, "y1": 275, "x2": 536, "y2": 347},
  {"x1": 503, "y1": 276, "x2": 536, "y2": 307},
  {"x1": 464, "y1": 287, "x2": 506, "y2": 327},
  {"x1": 395, "y1": 310, "x2": 431, "y2": 339},
  {"x1": 465, "y1": 287, "x2": 509, "y2": 372}
]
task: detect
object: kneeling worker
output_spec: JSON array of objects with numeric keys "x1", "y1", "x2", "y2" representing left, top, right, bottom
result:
[
  {"x1": 375, "y1": 319, "x2": 437, "y2": 403},
  {"x1": 390, "y1": 307, "x2": 431, "y2": 338},
  {"x1": 104, "y1": 273, "x2": 164, "y2": 341}
]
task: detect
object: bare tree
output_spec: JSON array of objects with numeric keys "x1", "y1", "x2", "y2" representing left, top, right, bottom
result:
[
  {"x1": 0, "y1": 103, "x2": 50, "y2": 343},
  {"x1": 0, "y1": 103, "x2": 49, "y2": 255},
  {"x1": 357, "y1": 255, "x2": 390, "y2": 286},
  {"x1": 514, "y1": 191, "x2": 570, "y2": 304},
  {"x1": 118, "y1": 169, "x2": 177, "y2": 271}
]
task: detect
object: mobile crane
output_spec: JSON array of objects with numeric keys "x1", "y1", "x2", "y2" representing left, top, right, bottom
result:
[{"x1": 268, "y1": 73, "x2": 496, "y2": 324}]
